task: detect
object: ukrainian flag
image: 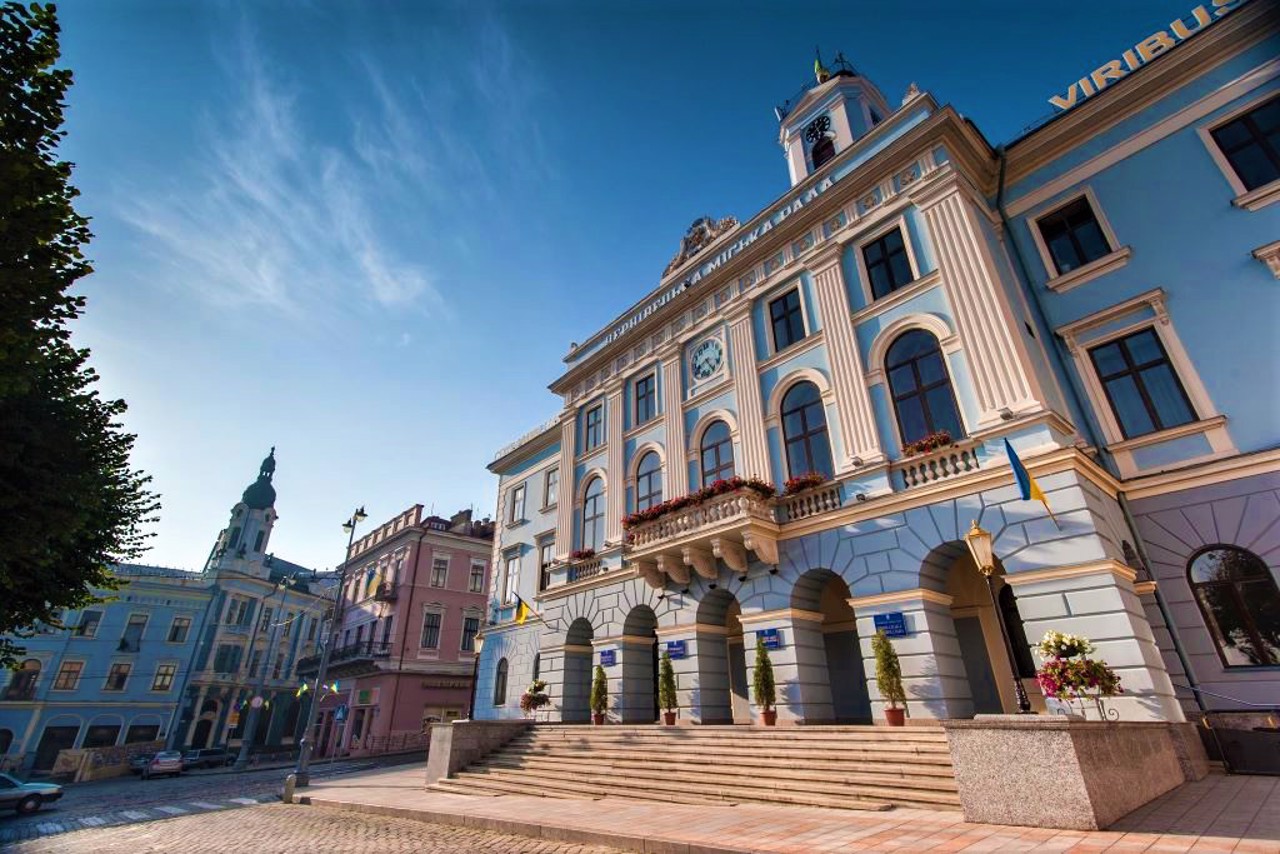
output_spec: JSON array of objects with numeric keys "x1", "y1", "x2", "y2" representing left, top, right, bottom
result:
[
  {"x1": 514, "y1": 595, "x2": 532, "y2": 625},
  {"x1": 1003, "y1": 439, "x2": 1057, "y2": 526}
]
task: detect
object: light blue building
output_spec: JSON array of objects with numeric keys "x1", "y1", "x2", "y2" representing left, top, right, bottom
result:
[
  {"x1": 477, "y1": 0, "x2": 1277, "y2": 730},
  {"x1": 0, "y1": 450, "x2": 335, "y2": 772}
]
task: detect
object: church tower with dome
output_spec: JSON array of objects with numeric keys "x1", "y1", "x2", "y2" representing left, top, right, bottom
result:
[{"x1": 204, "y1": 447, "x2": 281, "y2": 580}]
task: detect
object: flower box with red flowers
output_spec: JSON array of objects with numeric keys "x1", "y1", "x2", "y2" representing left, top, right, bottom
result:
[
  {"x1": 620, "y1": 476, "x2": 776, "y2": 531},
  {"x1": 568, "y1": 548, "x2": 596, "y2": 561},
  {"x1": 782, "y1": 472, "x2": 828, "y2": 496},
  {"x1": 901, "y1": 430, "x2": 955, "y2": 458}
]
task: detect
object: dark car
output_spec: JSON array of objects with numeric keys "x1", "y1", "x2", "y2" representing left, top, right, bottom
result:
[
  {"x1": 0, "y1": 772, "x2": 63, "y2": 814},
  {"x1": 182, "y1": 748, "x2": 234, "y2": 770},
  {"x1": 128, "y1": 753, "x2": 155, "y2": 775}
]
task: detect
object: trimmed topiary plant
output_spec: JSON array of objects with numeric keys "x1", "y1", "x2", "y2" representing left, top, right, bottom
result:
[
  {"x1": 873, "y1": 629, "x2": 907, "y2": 726},
  {"x1": 659, "y1": 651, "x2": 678, "y2": 725},
  {"x1": 590, "y1": 664, "x2": 608, "y2": 725},
  {"x1": 753, "y1": 636, "x2": 777, "y2": 725}
]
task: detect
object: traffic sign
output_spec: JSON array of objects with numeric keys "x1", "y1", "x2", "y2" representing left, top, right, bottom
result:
[{"x1": 334, "y1": 704, "x2": 348, "y2": 722}]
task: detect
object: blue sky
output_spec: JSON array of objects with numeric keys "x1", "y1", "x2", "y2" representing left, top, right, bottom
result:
[{"x1": 55, "y1": 0, "x2": 1193, "y2": 572}]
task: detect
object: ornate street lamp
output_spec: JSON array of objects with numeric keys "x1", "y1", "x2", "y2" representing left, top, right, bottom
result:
[
  {"x1": 964, "y1": 520, "x2": 1033, "y2": 715},
  {"x1": 465, "y1": 633, "x2": 486, "y2": 720},
  {"x1": 294, "y1": 505, "x2": 367, "y2": 787}
]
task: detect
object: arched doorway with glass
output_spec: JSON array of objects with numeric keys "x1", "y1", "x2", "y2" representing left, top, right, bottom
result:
[
  {"x1": 693, "y1": 590, "x2": 750, "y2": 724},
  {"x1": 561, "y1": 618, "x2": 595, "y2": 723},
  {"x1": 790, "y1": 569, "x2": 871, "y2": 723},
  {"x1": 618, "y1": 605, "x2": 659, "y2": 723}
]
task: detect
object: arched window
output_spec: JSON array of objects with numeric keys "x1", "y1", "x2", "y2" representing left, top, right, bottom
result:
[
  {"x1": 635, "y1": 452, "x2": 663, "y2": 512},
  {"x1": 812, "y1": 137, "x2": 836, "y2": 169},
  {"x1": 998, "y1": 585, "x2": 1036, "y2": 678},
  {"x1": 781, "y1": 382, "x2": 834, "y2": 479},
  {"x1": 886, "y1": 330, "x2": 965, "y2": 447},
  {"x1": 700, "y1": 420, "x2": 735, "y2": 485},
  {"x1": 3, "y1": 659, "x2": 40, "y2": 701},
  {"x1": 493, "y1": 658, "x2": 509, "y2": 706},
  {"x1": 1189, "y1": 546, "x2": 1280, "y2": 667},
  {"x1": 581, "y1": 477, "x2": 604, "y2": 552}
]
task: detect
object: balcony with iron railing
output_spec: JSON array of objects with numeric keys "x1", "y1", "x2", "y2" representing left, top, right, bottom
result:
[{"x1": 295, "y1": 639, "x2": 393, "y2": 676}]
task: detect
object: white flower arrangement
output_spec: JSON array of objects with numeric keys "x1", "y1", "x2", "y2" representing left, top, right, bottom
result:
[{"x1": 1035, "y1": 630, "x2": 1095, "y2": 660}]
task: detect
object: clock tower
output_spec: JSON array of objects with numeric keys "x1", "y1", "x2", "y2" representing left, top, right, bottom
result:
[{"x1": 777, "y1": 52, "x2": 892, "y2": 188}]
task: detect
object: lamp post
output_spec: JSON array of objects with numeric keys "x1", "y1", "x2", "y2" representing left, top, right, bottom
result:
[
  {"x1": 465, "y1": 633, "x2": 486, "y2": 720},
  {"x1": 233, "y1": 581, "x2": 287, "y2": 770},
  {"x1": 293, "y1": 505, "x2": 367, "y2": 787},
  {"x1": 963, "y1": 520, "x2": 1034, "y2": 715}
]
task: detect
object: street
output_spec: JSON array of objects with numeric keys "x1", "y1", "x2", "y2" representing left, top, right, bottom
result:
[
  {"x1": 4, "y1": 803, "x2": 628, "y2": 853},
  {"x1": 0, "y1": 757, "x2": 392, "y2": 845}
]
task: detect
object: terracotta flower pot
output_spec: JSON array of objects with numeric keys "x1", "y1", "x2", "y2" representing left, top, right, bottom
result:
[
  {"x1": 884, "y1": 707, "x2": 906, "y2": 727},
  {"x1": 592, "y1": 713, "x2": 605, "y2": 725},
  {"x1": 663, "y1": 711, "x2": 676, "y2": 726},
  {"x1": 762, "y1": 709, "x2": 778, "y2": 726}
]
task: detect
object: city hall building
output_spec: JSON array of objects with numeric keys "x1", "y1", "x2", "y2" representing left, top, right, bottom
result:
[{"x1": 475, "y1": 0, "x2": 1278, "y2": 730}]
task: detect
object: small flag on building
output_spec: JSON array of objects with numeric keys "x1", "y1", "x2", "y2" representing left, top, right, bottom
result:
[
  {"x1": 514, "y1": 595, "x2": 532, "y2": 625},
  {"x1": 1003, "y1": 438, "x2": 1058, "y2": 528},
  {"x1": 295, "y1": 682, "x2": 310, "y2": 698}
]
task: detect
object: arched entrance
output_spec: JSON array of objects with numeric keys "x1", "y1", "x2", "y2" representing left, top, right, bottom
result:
[
  {"x1": 192, "y1": 697, "x2": 220, "y2": 748},
  {"x1": 33, "y1": 717, "x2": 81, "y2": 771},
  {"x1": 791, "y1": 569, "x2": 871, "y2": 723},
  {"x1": 562, "y1": 618, "x2": 594, "y2": 723},
  {"x1": 694, "y1": 590, "x2": 750, "y2": 724},
  {"x1": 620, "y1": 606, "x2": 658, "y2": 723}
]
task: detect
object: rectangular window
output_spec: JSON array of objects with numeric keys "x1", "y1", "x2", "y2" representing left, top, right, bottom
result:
[
  {"x1": 1089, "y1": 328, "x2": 1196, "y2": 439},
  {"x1": 104, "y1": 663, "x2": 131, "y2": 692},
  {"x1": 468, "y1": 561, "x2": 486, "y2": 593},
  {"x1": 75, "y1": 610, "x2": 102, "y2": 637},
  {"x1": 503, "y1": 554, "x2": 520, "y2": 605},
  {"x1": 258, "y1": 607, "x2": 274, "y2": 634},
  {"x1": 420, "y1": 612, "x2": 442, "y2": 649},
  {"x1": 584, "y1": 405, "x2": 603, "y2": 451},
  {"x1": 1210, "y1": 96, "x2": 1280, "y2": 192},
  {"x1": 508, "y1": 484, "x2": 526, "y2": 523},
  {"x1": 863, "y1": 227, "x2": 914, "y2": 298},
  {"x1": 769, "y1": 289, "x2": 806, "y2": 351},
  {"x1": 461, "y1": 617, "x2": 480, "y2": 652},
  {"x1": 248, "y1": 649, "x2": 263, "y2": 677},
  {"x1": 119, "y1": 613, "x2": 147, "y2": 652},
  {"x1": 306, "y1": 617, "x2": 317, "y2": 642},
  {"x1": 272, "y1": 653, "x2": 285, "y2": 680},
  {"x1": 53, "y1": 661, "x2": 83, "y2": 690},
  {"x1": 167, "y1": 616, "x2": 192, "y2": 644},
  {"x1": 544, "y1": 467, "x2": 559, "y2": 508},
  {"x1": 634, "y1": 373, "x2": 656, "y2": 425},
  {"x1": 151, "y1": 663, "x2": 177, "y2": 691},
  {"x1": 214, "y1": 644, "x2": 242, "y2": 673},
  {"x1": 431, "y1": 556, "x2": 449, "y2": 588},
  {"x1": 381, "y1": 615, "x2": 394, "y2": 645},
  {"x1": 539, "y1": 538, "x2": 555, "y2": 591},
  {"x1": 1036, "y1": 198, "x2": 1111, "y2": 275}
]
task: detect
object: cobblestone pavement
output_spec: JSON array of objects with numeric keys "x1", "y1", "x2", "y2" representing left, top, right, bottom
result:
[
  {"x1": 0, "y1": 758, "x2": 383, "y2": 845},
  {"x1": 4, "y1": 804, "x2": 628, "y2": 853}
]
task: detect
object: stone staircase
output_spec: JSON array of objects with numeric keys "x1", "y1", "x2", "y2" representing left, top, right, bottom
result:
[{"x1": 430, "y1": 724, "x2": 961, "y2": 812}]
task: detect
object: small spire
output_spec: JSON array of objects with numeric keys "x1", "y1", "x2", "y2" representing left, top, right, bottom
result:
[
  {"x1": 260, "y1": 446, "x2": 276, "y2": 480},
  {"x1": 814, "y1": 47, "x2": 831, "y2": 85}
]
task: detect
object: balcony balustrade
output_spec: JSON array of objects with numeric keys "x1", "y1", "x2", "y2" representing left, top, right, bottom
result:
[
  {"x1": 777, "y1": 480, "x2": 844, "y2": 524},
  {"x1": 566, "y1": 557, "x2": 603, "y2": 583},
  {"x1": 892, "y1": 439, "x2": 983, "y2": 490},
  {"x1": 295, "y1": 639, "x2": 392, "y2": 675}
]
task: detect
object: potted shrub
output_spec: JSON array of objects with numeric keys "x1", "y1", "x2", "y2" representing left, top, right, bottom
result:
[
  {"x1": 590, "y1": 664, "x2": 608, "y2": 725},
  {"x1": 873, "y1": 629, "x2": 907, "y2": 726},
  {"x1": 519, "y1": 679, "x2": 551, "y2": 719},
  {"x1": 753, "y1": 636, "x2": 777, "y2": 726},
  {"x1": 658, "y1": 651, "x2": 678, "y2": 725}
]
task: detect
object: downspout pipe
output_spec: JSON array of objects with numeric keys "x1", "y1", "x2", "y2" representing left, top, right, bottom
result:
[{"x1": 994, "y1": 145, "x2": 1205, "y2": 715}]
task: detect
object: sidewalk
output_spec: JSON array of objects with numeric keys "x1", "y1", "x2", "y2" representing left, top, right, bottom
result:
[{"x1": 294, "y1": 764, "x2": 1280, "y2": 853}]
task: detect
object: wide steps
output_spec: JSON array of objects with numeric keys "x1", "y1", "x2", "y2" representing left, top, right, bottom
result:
[{"x1": 508, "y1": 740, "x2": 953, "y2": 764}]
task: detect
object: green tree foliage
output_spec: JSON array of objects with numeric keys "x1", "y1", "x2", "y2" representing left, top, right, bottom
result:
[
  {"x1": 873, "y1": 629, "x2": 906, "y2": 709},
  {"x1": 658, "y1": 650, "x2": 677, "y2": 713},
  {"x1": 752, "y1": 636, "x2": 775, "y2": 712},
  {"x1": 589, "y1": 664, "x2": 608, "y2": 714},
  {"x1": 0, "y1": 2, "x2": 159, "y2": 666}
]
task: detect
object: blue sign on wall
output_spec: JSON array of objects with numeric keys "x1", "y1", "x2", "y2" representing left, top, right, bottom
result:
[
  {"x1": 665, "y1": 640, "x2": 687, "y2": 659},
  {"x1": 874, "y1": 612, "x2": 909, "y2": 638},
  {"x1": 757, "y1": 627, "x2": 782, "y2": 650},
  {"x1": 599, "y1": 649, "x2": 617, "y2": 667}
]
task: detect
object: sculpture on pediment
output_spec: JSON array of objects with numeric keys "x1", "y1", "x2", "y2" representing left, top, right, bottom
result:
[{"x1": 663, "y1": 215, "x2": 740, "y2": 278}]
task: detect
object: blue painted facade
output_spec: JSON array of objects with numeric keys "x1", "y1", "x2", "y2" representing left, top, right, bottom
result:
[{"x1": 478, "y1": 1, "x2": 1279, "y2": 726}]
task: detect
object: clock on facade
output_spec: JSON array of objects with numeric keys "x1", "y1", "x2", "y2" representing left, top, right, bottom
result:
[
  {"x1": 804, "y1": 114, "x2": 831, "y2": 144},
  {"x1": 690, "y1": 338, "x2": 724, "y2": 381}
]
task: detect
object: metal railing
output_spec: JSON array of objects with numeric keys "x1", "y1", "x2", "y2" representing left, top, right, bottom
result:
[
  {"x1": 298, "y1": 640, "x2": 393, "y2": 674},
  {"x1": 1174, "y1": 683, "x2": 1280, "y2": 776}
]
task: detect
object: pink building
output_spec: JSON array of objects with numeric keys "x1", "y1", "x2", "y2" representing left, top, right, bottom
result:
[{"x1": 301, "y1": 505, "x2": 493, "y2": 758}]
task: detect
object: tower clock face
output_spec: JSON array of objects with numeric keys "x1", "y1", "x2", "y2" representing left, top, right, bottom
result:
[
  {"x1": 690, "y1": 339, "x2": 724, "y2": 381},
  {"x1": 804, "y1": 114, "x2": 831, "y2": 144}
]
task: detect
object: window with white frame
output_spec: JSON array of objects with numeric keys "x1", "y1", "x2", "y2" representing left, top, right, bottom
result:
[
  {"x1": 583, "y1": 405, "x2": 604, "y2": 451},
  {"x1": 1209, "y1": 95, "x2": 1280, "y2": 193},
  {"x1": 538, "y1": 537, "x2": 555, "y2": 591},
  {"x1": 508, "y1": 484, "x2": 526, "y2": 524},
  {"x1": 1034, "y1": 196, "x2": 1113, "y2": 276},
  {"x1": 461, "y1": 616, "x2": 480, "y2": 652},
  {"x1": 468, "y1": 560, "x2": 486, "y2": 593},
  {"x1": 502, "y1": 553, "x2": 520, "y2": 604},
  {"x1": 75, "y1": 610, "x2": 102, "y2": 637},
  {"x1": 580, "y1": 477, "x2": 605, "y2": 552},
  {"x1": 544, "y1": 467, "x2": 559, "y2": 508},
  {"x1": 167, "y1": 616, "x2": 191, "y2": 644},
  {"x1": 862, "y1": 227, "x2": 914, "y2": 299},
  {"x1": 768, "y1": 288, "x2": 806, "y2": 352},
  {"x1": 431, "y1": 556, "x2": 449, "y2": 588},
  {"x1": 52, "y1": 660, "x2": 83, "y2": 691},
  {"x1": 152, "y1": 663, "x2": 177, "y2": 691},
  {"x1": 104, "y1": 662, "x2": 131, "y2": 692},
  {"x1": 1088, "y1": 328, "x2": 1195, "y2": 440},
  {"x1": 634, "y1": 373, "x2": 657, "y2": 425},
  {"x1": 635, "y1": 451, "x2": 663, "y2": 512}
]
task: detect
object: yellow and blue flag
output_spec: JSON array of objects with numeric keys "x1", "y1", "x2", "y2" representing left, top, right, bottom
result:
[
  {"x1": 1004, "y1": 438, "x2": 1058, "y2": 527},
  {"x1": 514, "y1": 595, "x2": 532, "y2": 625}
]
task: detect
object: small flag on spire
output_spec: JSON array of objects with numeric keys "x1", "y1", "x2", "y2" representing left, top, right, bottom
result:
[{"x1": 814, "y1": 48, "x2": 831, "y2": 84}]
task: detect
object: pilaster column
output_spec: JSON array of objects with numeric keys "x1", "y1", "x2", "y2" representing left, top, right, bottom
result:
[
  {"x1": 660, "y1": 356, "x2": 689, "y2": 498},
  {"x1": 810, "y1": 247, "x2": 883, "y2": 468},
  {"x1": 727, "y1": 314, "x2": 770, "y2": 480},
  {"x1": 554, "y1": 414, "x2": 575, "y2": 560},
  {"x1": 917, "y1": 182, "x2": 1040, "y2": 426},
  {"x1": 605, "y1": 389, "x2": 625, "y2": 546}
]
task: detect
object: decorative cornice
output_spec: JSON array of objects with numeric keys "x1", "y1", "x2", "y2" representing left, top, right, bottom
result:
[
  {"x1": 1002, "y1": 559, "x2": 1138, "y2": 587},
  {"x1": 1252, "y1": 238, "x2": 1280, "y2": 278},
  {"x1": 847, "y1": 588, "x2": 954, "y2": 609},
  {"x1": 592, "y1": 634, "x2": 657, "y2": 646},
  {"x1": 1121, "y1": 446, "x2": 1280, "y2": 500},
  {"x1": 737, "y1": 607, "x2": 825, "y2": 626}
]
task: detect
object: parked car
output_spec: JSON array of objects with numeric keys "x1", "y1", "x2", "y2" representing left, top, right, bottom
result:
[
  {"x1": 140, "y1": 751, "x2": 185, "y2": 780},
  {"x1": 182, "y1": 748, "x2": 234, "y2": 770},
  {"x1": 0, "y1": 772, "x2": 63, "y2": 815},
  {"x1": 128, "y1": 753, "x2": 155, "y2": 775}
]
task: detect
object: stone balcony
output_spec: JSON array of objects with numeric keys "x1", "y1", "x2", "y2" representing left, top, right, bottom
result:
[
  {"x1": 626, "y1": 488, "x2": 781, "y2": 589},
  {"x1": 890, "y1": 438, "x2": 984, "y2": 491}
]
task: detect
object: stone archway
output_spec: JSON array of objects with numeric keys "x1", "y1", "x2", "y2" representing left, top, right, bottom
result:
[
  {"x1": 694, "y1": 590, "x2": 749, "y2": 724},
  {"x1": 620, "y1": 606, "x2": 659, "y2": 723},
  {"x1": 791, "y1": 569, "x2": 871, "y2": 723},
  {"x1": 562, "y1": 618, "x2": 594, "y2": 723}
]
